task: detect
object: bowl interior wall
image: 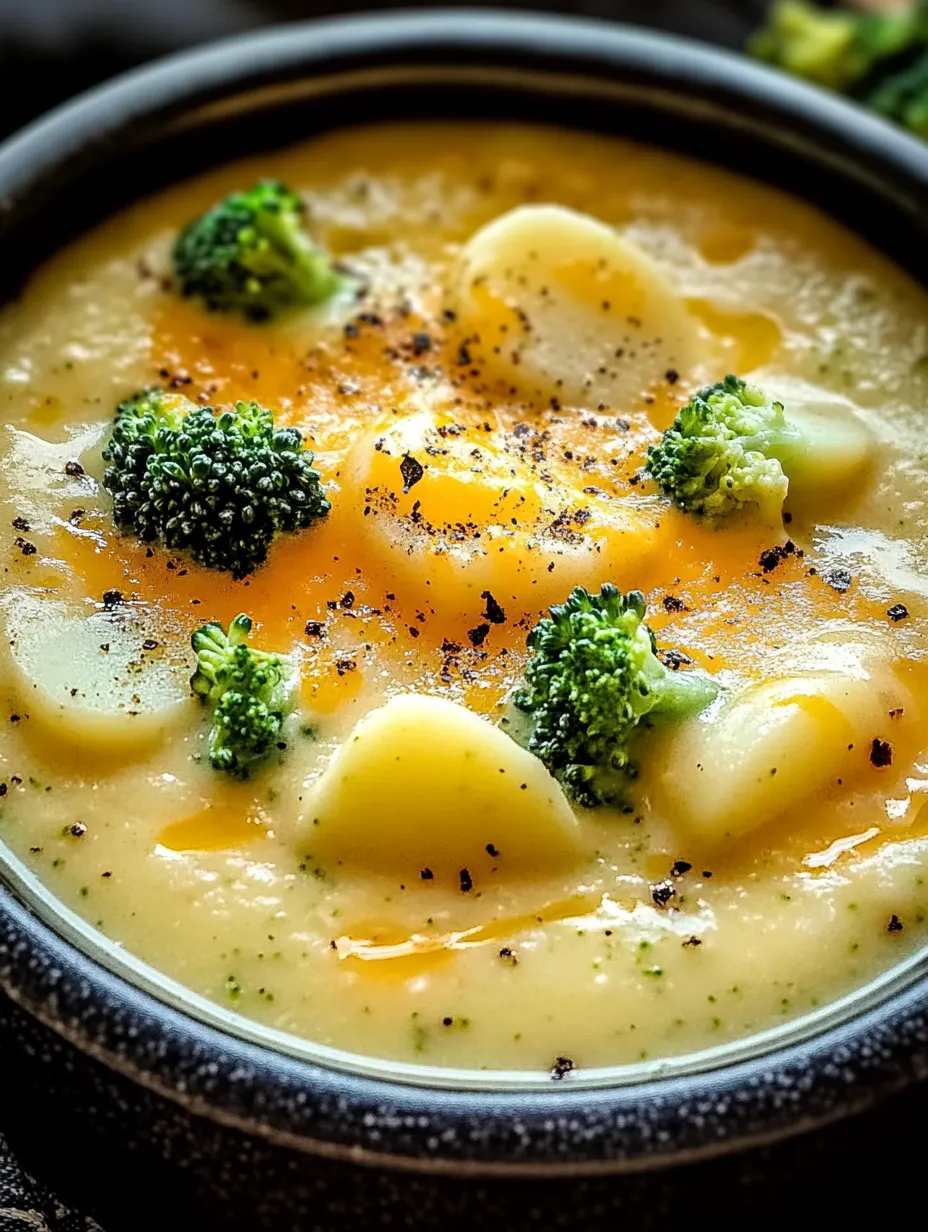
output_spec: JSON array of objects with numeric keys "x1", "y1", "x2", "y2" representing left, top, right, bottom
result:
[{"x1": 1, "y1": 61, "x2": 926, "y2": 305}]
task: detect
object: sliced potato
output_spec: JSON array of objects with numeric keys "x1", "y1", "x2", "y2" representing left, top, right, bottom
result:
[
  {"x1": 768, "y1": 379, "x2": 874, "y2": 511},
  {"x1": 651, "y1": 670, "x2": 896, "y2": 844},
  {"x1": 2, "y1": 592, "x2": 189, "y2": 757},
  {"x1": 303, "y1": 694, "x2": 582, "y2": 881},
  {"x1": 452, "y1": 204, "x2": 697, "y2": 408},
  {"x1": 348, "y1": 408, "x2": 657, "y2": 625}
]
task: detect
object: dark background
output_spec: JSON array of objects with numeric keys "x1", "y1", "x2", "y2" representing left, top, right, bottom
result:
[
  {"x1": 7, "y1": 1, "x2": 918, "y2": 1229},
  {"x1": 0, "y1": 0, "x2": 769, "y2": 141}
]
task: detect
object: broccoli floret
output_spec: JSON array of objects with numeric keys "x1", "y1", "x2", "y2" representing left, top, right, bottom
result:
[
  {"x1": 173, "y1": 180, "x2": 341, "y2": 321},
  {"x1": 648, "y1": 374, "x2": 873, "y2": 520},
  {"x1": 191, "y1": 613, "x2": 291, "y2": 777},
  {"x1": 646, "y1": 374, "x2": 802, "y2": 520},
  {"x1": 505, "y1": 585, "x2": 718, "y2": 808},
  {"x1": 867, "y1": 49, "x2": 928, "y2": 136},
  {"x1": 102, "y1": 389, "x2": 329, "y2": 579},
  {"x1": 750, "y1": 0, "x2": 928, "y2": 92}
]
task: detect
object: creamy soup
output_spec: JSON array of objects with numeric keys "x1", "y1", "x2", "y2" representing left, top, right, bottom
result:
[{"x1": 1, "y1": 122, "x2": 928, "y2": 1074}]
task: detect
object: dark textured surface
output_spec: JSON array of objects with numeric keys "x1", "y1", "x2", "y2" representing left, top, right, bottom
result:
[
  {"x1": 0, "y1": 1132, "x2": 103, "y2": 1232},
  {"x1": 1, "y1": 979, "x2": 927, "y2": 1232}
]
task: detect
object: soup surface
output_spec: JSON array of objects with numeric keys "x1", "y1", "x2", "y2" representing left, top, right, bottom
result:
[{"x1": 1, "y1": 123, "x2": 928, "y2": 1073}]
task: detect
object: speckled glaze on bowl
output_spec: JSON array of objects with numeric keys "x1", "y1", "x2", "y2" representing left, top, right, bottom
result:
[{"x1": 1, "y1": 11, "x2": 928, "y2": 1229}]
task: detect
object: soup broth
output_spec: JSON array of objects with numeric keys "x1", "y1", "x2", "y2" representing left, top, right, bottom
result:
[{"x1": 1, "y1": 123, "x2": 927, "y2": 1071}]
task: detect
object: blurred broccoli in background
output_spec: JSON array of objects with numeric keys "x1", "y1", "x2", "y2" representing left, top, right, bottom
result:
[
  {"x1": 750, "y1": 0, "x2": 928, "y2": 138},
  {"x1": 867, "y1": 47, "x2": 928, "y2": 133}
]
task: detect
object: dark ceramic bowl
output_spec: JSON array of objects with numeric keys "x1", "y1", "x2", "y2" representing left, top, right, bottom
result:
[{"x1": 1, "y1": 10, "x2": 928, "y2": 1230}]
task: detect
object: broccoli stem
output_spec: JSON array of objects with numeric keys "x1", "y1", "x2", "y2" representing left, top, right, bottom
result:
[{"x1": 646, "y1": 667, "x2": 721, "y2": 726}]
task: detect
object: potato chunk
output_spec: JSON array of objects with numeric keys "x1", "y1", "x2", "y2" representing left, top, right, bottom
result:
[
  {"x1": 652, "y1": 671, "x2": 891, "y2": 843},
  {"x1": 1, "y1": 593, "x2": 189, "y2": 757},
  {"x1": 452, "y1": 204, "x2": 697, "y2": 408},
  {"x1": 347, "y1": 408, "x2": 656, "y2": 626},
  {"x1": 304, "y1": 694, "x2": 582, "y2": 881},
  {"x1": 768, "y1": 378, "x2": 874, "y2": 513}
]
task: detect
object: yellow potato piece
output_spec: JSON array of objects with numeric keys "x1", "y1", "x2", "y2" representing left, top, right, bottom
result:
[
  {"x1": 453, "y1": 204, "x2": 697, "y2": 408},
  {"x1": 303, "y1": 693, "x2": 582, "y2": 882},
  {"x1": 764, "y1": 377, "x2": 875, "y2": 514},
  {"x1": 652, "y1": 671, "x2": 894, "y2": 844},
  {"x1": 348, "y1": 408, "x2": 656, "y2": 625}
]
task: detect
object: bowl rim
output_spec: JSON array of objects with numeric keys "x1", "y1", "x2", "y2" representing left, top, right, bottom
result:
[{"x1": 2, "y1": 6, "x2": 928, "y2": 1175}]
